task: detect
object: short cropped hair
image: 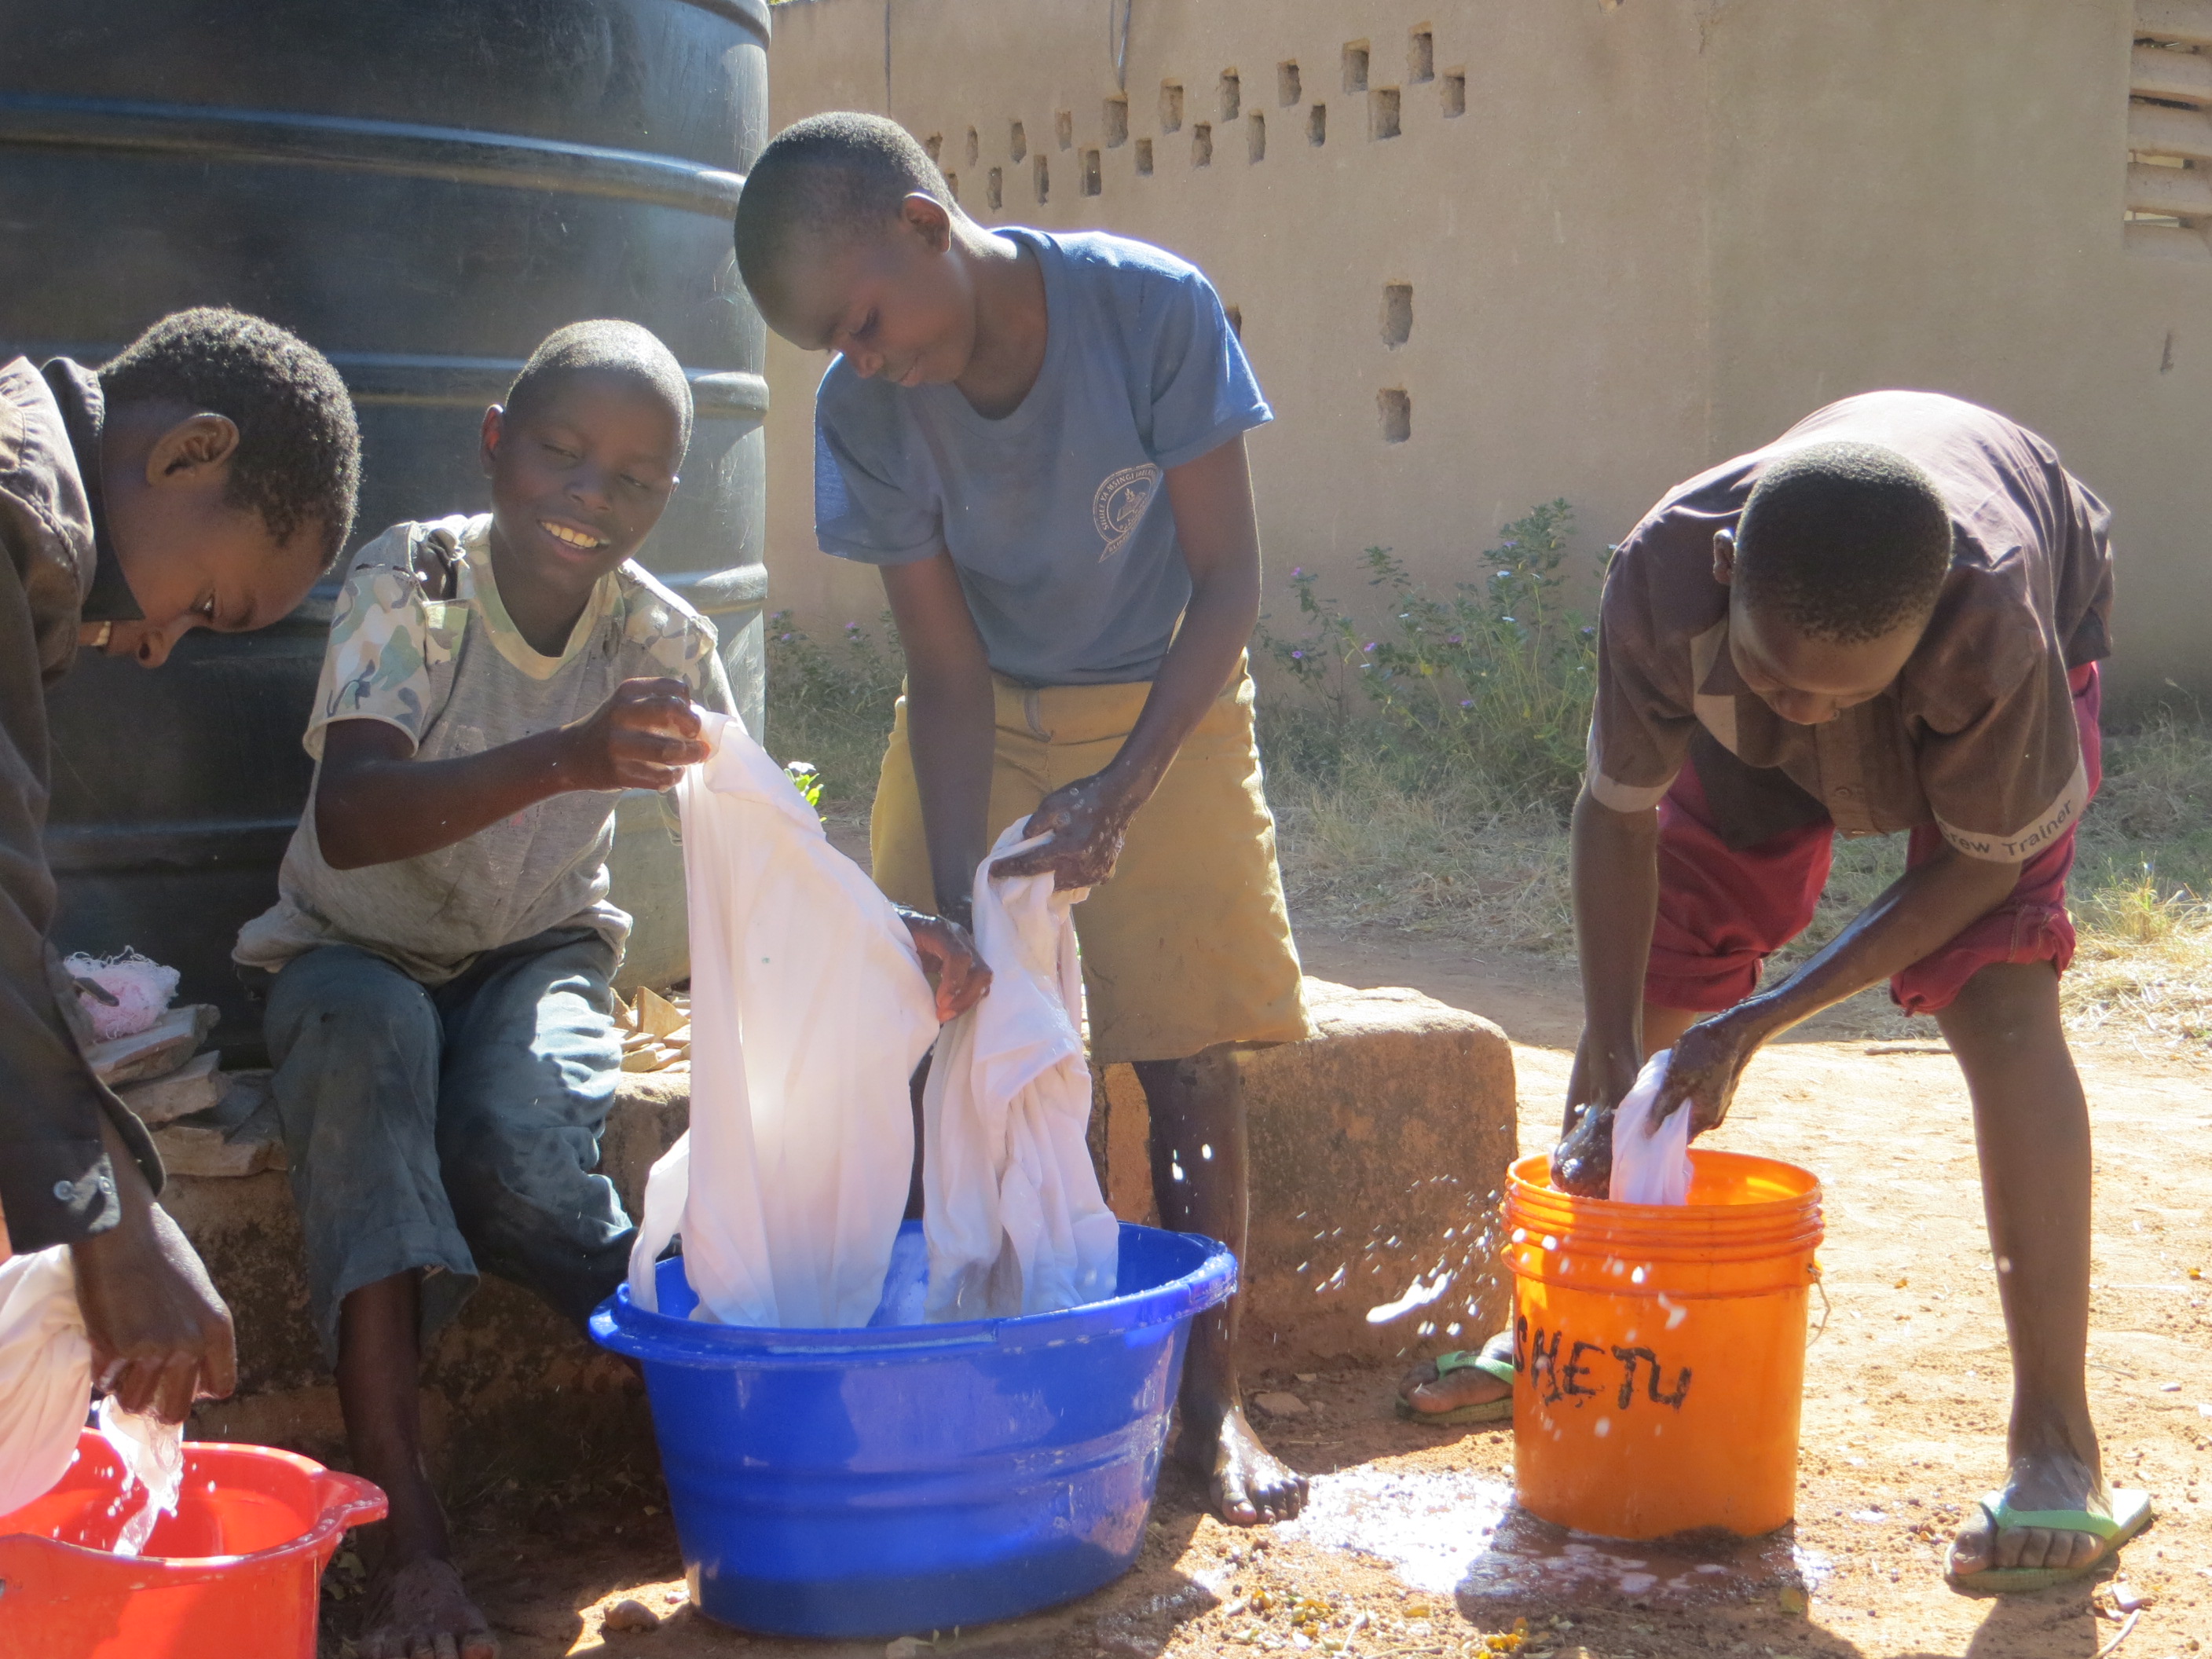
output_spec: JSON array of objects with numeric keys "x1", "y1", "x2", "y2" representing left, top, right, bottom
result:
[
  {"x1": 1734, "y1": 441, "x2": 1954, "y2": 643},
  {"x1": 99, "y1": 308, "x2": 360, "y2": 569},
  {"x1": 505, "y1": 320, "x2": 694, "y2": 456},
  {"x1": 734, "y1": 112, "x2": 951, "y2": 302}
]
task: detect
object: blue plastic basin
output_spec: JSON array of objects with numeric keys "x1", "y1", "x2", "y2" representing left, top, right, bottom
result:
[{"x1": 589, "y1": 1221, "x2": 1236, "y2": 1638}]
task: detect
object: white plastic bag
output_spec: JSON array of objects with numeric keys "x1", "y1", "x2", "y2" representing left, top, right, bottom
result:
[
  {"x1": 0, "y1": 1247, "x2": 93, "y2": 1516},
  {"x1": 626, "y1": 709, "x2": 941, "y2": 1328},
  {"x1": 1608, "y1": 1048, "x2": 1694, "y2": 1206},
  {"x1": 921, "y1": 822, "x2": 1119, "y2": 1320}
]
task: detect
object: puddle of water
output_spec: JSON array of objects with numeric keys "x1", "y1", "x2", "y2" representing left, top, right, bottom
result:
[
  {"x1": 1276, "y1": 1467, "x2": 1514, "y2": 1595},
  {"x1": 1276, "y1": 1467, "x2": 1833, "y2": 1612}
]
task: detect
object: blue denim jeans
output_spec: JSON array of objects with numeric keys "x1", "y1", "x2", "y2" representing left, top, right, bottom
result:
[{"x1": 263, "y1": 927, "x2": 632, "y2": 1362}]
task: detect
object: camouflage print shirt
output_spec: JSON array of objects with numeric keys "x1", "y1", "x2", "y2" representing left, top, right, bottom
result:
[{"x1": 235, "y1": 514, "x2": 734, "y2": 986}]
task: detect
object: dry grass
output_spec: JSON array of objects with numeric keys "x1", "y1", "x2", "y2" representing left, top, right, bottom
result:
[{"x1": 1268, "y1": 709, "x2": 2212, "y2": 1049}]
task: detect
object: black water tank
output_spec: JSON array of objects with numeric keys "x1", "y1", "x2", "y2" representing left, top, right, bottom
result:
[{"x1": 0, "y1": 0, "x2": 770, "y2": 1052}]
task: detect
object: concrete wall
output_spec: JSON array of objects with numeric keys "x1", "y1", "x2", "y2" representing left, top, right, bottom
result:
[
  {"x1": 761, "y1": 0, "x2": 2212, "y2": 699},
  {"x1": 1703, "y1": 0, "x2": 2212, "y2": 701}
]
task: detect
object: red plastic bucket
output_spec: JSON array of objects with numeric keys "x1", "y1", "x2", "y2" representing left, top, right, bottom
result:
[{"x1": 0, "y1": 1431, "x2": 385, "y2": 1659}]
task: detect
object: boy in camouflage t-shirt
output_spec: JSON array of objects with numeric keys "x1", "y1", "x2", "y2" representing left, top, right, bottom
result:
[{"x1": 239, "y1": 322, "x2": 985, "y2": 1657}]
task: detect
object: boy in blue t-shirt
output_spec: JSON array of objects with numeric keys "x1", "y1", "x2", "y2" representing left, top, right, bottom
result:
[{"x1": 735, "y1": 112, "x2": 1312, "y2": 1525}]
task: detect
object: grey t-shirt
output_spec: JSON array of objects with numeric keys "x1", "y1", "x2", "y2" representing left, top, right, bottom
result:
[
  {"x1": 813, "y1": 227, "x2": 1270, "y2": 685},
  {"x1": 235, "y1": 515, "x2": 734, "y2": 986}
]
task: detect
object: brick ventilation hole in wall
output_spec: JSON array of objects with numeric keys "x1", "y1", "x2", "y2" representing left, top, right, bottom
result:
[
  {"x1": 1382, "y1": 283, "x2": 1412, "y2": 346},
  {"x1": 1279, "y1": 61, "x2": 1302, "y2": 105},
  {"x1": 1309, "y1": 103, "x2": 1327, "y2": 145},
  {"x1": 1010, "y1": 119, "x2": 1027, "y2": 162},
  {"x1": 1247, "y1": 112, "x2": 1265, "y2": 163},
  {"x1": 1379, "y1": 388, "x2": 1411, "y2": 444},
  {"x1": 1081, "y1": 148, "x2": 1102, "y2": 196},
  {"x1": 1136, "y1": 137, "x2": 1154, "y2": 175},
  {"x1": 1343, "y1": 42, "x2": 1369, "y2": 93},
  {"x1": 924, "y1": 133, "x2": 943, "y2": 164},
  {"x1": 1192, "y1": 122, "x2": 1213, "y2": 167},
  {"x1": 944, "y1": 170, "x2": 959, "y2": 202},
  {"x1": 1104, "y1": 94, "x2": 1130, "y2": 147},
  {"x1": 1409, "y1": 28, "x2": 1434, "y2": 84},
  {"x1": 1057, "y1": 110, "x2": 1073, "y2": 150},
  {"x1": 1161, "y1": 81, "x2": 1184, "y2": 132},
  {"x1": 1225, "y1": 304, "x2": 1244, "y2": 337},
  {"x1": 2126, "y1": 2, "x2": 2212, "y2": 257},
  {"x1": 1035, "y1": 154, "x2": 1049, "y2": 203},
  {"x1": 1221, "y1": 71, "x2": 1241, "y2": 122},
  {"x1": 1442, "y1": 69, "x2": 1467, "y2": 118},
  {"x1": 965, "y1": 126, "x2": 980, "y2": 167},
  {"x1": 987, "y1": 167, "x2": 1003, "y2": 211},
  {"x1": 1371, "y1": 87, "x2": 1402, "y2": 140}
]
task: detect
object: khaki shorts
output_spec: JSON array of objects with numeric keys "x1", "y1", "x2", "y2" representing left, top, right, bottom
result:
[{"x1": 871, "y1": 664, "x2": 1310, "y2": 1063}]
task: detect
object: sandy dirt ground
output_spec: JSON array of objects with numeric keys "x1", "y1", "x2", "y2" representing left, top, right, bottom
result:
[{"x1": 356, "y1": 926, "x2": 2210, "y2": 1659}]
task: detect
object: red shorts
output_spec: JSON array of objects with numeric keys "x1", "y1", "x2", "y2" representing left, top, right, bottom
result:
[{"x1": 1645, "y1": 664, "x2": 2102, "y2": 1016}]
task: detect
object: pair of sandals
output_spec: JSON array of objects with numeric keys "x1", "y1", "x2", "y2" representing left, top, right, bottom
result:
[{"x1": 1394, "y1": 1334, "x2": 2155, "y2": 1596}]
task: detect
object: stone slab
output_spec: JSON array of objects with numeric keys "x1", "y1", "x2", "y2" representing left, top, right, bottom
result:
[
  {"x1": 86, "y1": 1003, "x2": 217, "y2": 1086},
  {"x1": 116, "y1": 1050, "x2": 229, "y2": 1126},
  {"x1": 1090, "y1": 978, "x2": 1518, "y2": 1368}
]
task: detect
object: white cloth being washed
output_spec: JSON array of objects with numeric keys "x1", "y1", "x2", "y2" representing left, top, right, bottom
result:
[
  {"x1": 0, "y1": 1247, "x2": 181, "y2": 1545},
  {"x1": 0, "y1": 1247, "x2": 93, "y2": 1516},
  {"x1": 1608, "y1": 1048, "x2": 1694, "y2": 1207},
  {"x1": 628, "y1": 710, "x2": 939, "y2": 1328},
  {"x1": 921, "y1": 822, "x2": 1119, "y2": 1320}
]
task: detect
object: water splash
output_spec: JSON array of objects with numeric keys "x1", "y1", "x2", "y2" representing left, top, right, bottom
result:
[{"x1": 96, "y1": 1397, "x2": 182, "y2": 1557}]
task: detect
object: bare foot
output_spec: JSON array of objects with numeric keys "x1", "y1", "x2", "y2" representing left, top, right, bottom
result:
[
  {"x1": 1947, "y1": 1449, "x2": 2108, "y2": 1580},
  {"x1": 1397, "y1": 1330, "x2": 1514, "y2": 1417},
  {"x1": 1181, "y1": 1404, "x2": 1307, "y2": 1526},
  {"x1": 363, "y1": 1555, "x2": 499, "y2": 1659}
]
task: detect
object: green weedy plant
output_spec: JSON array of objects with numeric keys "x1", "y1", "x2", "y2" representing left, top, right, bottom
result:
[
  {"x1": 764, "y1": 610, "x2": 907, "y2": 803},
  {"x1": 1261, "y1": 500, "x2": 1604, "y2": 809}
]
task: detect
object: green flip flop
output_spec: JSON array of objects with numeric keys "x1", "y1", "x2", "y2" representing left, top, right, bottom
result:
[
  {"x1": 1943, "y1": 1488, "x2": 2155, "y2": 1597},
  {"x1": 1394, "y1": 1332, "x2": 1515, "y2": 1426}
]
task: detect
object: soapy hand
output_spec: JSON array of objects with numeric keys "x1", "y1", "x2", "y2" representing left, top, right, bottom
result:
[
  {"x1": 1648, "y1": 1009, "x2": 1760, "y2": 1135},
  {"x1": 899, "y1": 907, "x2": 993, "y2": 1021},
  {"x1": 1549, "y1": 1099, "x2": 1617, "y2": 1197},
  {"x1": 990, "y1": 771, "x2": 1138, "y2": 892}
]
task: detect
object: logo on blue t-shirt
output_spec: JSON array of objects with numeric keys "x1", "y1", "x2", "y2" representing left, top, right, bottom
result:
[{"x1": 1093, "y1": 463, "x2": 1161, "y2": 561}]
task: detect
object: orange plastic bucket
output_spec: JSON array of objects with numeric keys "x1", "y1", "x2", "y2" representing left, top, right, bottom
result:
[
  {"x1": 1503, "y1": 1149, "x2": 1823, "y2": 1540},
  {"x1": 0, "y1": 1431, "x2": 385, "y2": 1659}
]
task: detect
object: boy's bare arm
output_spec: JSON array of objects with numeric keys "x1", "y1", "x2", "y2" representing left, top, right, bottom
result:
[
  {"x1": 1568, "y1": 786, "x2": 1663, "y2": 1116},
  {"x1": 881, "y1": 553, "x2": 997, "y2": 923},
  {"x1": 315, "y1": 677, "x2": 707, "y2": 870},
  {"x1": 1653, "y1": 842, "x2": 2020, "y2": 1131},
  {"x1": 994, "y1": 435, "x2": 1262, "y2": 890}
]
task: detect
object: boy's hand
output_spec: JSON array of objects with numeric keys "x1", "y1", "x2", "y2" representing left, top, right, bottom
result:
[
  {"x1": 898, "y1": 908, "x2": 994, "y2": 1020},
  {"x1": 991, "y1": 771, "x2": 1140, "y2": 890},
  {"x1": 69, "y1": 1125, "x2": 237, "y2": 1424},
  {"x1": 1549, "y1": 1101, "x2": 1617, "y2": 1196},
  {"x1": 1648, "y1": 1008, "x2": 1762, "y2": 1135},
  {"x1": 560, "y1": 677, "x2": 709, "y2": 792}
]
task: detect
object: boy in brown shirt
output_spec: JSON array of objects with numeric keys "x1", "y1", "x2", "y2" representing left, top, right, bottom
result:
[
  {"x1": 1403, "y1": 391, "x2": 2147, "y2": 1595},
  {"x1": 0, "y1": 307, "x2": 359, "y2": 1423}
]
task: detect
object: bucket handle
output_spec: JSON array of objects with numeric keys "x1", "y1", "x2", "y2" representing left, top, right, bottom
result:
[{"x1": 1806, "y1": 1257, "x2": 1831, "y2": 1344}]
